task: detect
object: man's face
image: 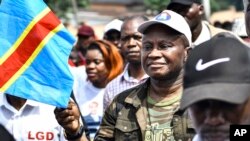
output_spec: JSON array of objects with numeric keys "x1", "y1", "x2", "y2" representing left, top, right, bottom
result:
[
  {"x1": 168, "y1": 3, "x2": 202, "y2": 30},
  {"x1": 189, "y1": 99, "x2": 250, "y2": 141},
  {"x1": 244, "y1": 0, "x2": 250, "y2": 36},
  {"x1": 141, "y1": 24, "x2": 188, "y2": 80},
  {"x1": 120, "y1": 20, "x2": 143, "y2": 65}
]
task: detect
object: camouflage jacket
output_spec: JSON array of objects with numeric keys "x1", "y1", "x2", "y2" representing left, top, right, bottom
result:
[{"x1": 94, "y1": 79, "x2": 195, "y2": 141}]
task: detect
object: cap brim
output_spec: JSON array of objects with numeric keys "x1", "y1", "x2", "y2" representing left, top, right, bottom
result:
[
  {"x1": 77, "y1": 33, "x2": 93, "y2": 37},
  {"x1": 181, "y1": 83, "x2": 250, "y2": 110}
]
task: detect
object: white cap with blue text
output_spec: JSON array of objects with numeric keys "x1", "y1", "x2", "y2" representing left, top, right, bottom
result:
[{"x1": 138, "y1": 10, "x2": 192, "y2": 46}]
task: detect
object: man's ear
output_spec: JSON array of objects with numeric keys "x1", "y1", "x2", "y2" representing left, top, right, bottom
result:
[{"x1": 198, "y1": 5, "x2": 204, "y2": 16}]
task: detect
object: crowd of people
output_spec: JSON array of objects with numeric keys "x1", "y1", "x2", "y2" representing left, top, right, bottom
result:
[{"x1": 2, "y1": 0, "x2": 250, "y2": 141}]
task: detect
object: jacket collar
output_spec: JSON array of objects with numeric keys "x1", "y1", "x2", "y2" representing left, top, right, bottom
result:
[{"x1": 124, "y1": 78, "x2": 150, "y2": 108}]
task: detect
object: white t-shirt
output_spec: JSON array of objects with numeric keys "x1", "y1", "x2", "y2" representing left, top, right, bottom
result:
[
  {"x1": 73, "y1": 80, "x2": 104, "y2": 117},
  {"x1": 73, "y1": 80, "x2": 104, "y2": 139},
  {"x1": 0, "y1": 94, "x2": 65, "y2": 141},
  {"x1": 69, "y1": 65, "x2": 87, "y2": 91}
]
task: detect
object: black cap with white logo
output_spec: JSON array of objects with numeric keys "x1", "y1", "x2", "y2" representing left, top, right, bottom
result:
[{"x1": 181, "y1": 32, "x2": 250, "y2": 110}]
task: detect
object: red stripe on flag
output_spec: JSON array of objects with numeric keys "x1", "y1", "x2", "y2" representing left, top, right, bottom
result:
[{"x1": 0, "y1": 11, "x2": 61, "y2": 87}]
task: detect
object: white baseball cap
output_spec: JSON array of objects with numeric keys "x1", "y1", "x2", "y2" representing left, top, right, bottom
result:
[
  {"x1": 104, "y1": 19, "x2": 123, "y2": 33},
  {"x1": 138, "y1": 10, "x2": 192, "y2": 46}
]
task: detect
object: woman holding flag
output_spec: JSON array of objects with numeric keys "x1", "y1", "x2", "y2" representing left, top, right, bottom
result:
[{"x1": 58, "y1": 40, "x2": 124, "y2": 139}]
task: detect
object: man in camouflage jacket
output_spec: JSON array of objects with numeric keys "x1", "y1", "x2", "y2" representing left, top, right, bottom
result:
[{"x1": 95, "y1": 10, "x2": 195, "y2": 141}]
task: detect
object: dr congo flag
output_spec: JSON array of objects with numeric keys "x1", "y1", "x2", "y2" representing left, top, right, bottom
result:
[{"x1": 0, "y1": 0, "x2": 75, "y2": 108}]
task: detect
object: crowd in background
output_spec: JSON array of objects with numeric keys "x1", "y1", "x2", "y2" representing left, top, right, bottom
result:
[{"x1": 65, "y1": 0, "x2": 250, "y2": 140}]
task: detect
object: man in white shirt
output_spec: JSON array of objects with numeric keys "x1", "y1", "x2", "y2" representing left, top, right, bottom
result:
[
  {"x1": 0, "y1": 93, "x2": 65, "y2": 141},
  {"x1": 0, "y1": 93, "x2": 89, "y2": 141}
]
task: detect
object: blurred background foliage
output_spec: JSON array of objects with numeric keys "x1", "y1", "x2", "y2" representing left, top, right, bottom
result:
[
  {"x1": 144, "y1": 0, "x2": 244, "y2": 14},
  {"x1": 44, "y1": 0, "x2": 244, "y2": 19},
  {"x1": 210, "y1": 0, "x2": 243, "y2": 12},
  {"x1": 44, "y1": 0, "x2": 89, "y2": 19}
]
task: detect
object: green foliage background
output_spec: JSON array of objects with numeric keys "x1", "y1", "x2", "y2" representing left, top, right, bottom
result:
[
  {"x1": 144, "y1": 0, "x2": 170, "y2": 12},
  {"x1": 44, "y1": 0, "x2": 89, "y2": 18},
  {"x1": 144, "y1": 0, "x2": 244, "y2": 14},
  {"x1": 210, "y1": 0, "x2": 243, "y2": 12},
  {"x1": 44, "y1": 0, "x2": 244, "y2": 19}
]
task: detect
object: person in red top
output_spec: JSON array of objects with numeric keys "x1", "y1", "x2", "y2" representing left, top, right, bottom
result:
[{"x1": 69, "y1": 24, "x2": 96, "y2": 67}]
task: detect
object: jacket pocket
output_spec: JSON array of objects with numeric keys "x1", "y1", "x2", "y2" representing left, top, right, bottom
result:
[{"x1": 114, "y1": 119, "x2": 141, "y2": 141}]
